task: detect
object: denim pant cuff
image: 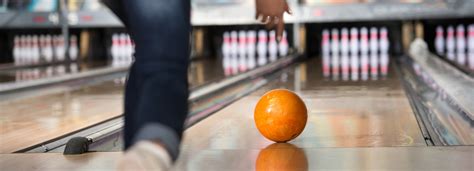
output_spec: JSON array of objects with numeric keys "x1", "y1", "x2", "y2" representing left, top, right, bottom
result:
[{"x1": 133, "y1": 123, "x2": 180, "y2": 161}]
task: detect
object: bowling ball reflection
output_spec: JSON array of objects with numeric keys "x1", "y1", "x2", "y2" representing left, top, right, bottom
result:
[{"x1": 256, "y1": 143, "x2": 308, "y2": 171}]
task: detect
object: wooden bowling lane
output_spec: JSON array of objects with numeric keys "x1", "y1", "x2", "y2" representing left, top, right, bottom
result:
[
  {"x1": 0, "y1": 58, "x2": 224, "y2": 153},
  {"x1": 0, "y1": 61, "x2": 109, "y2": 84},
  {"x1": 0, "y1": 145, "x2": 471, "y2": 170},
  {"x1": 0, "y1": 79, "x2": 125, "y2": 153},
  {"x1": 179, "y1": 57, "x2": 425, "y2": 155}
]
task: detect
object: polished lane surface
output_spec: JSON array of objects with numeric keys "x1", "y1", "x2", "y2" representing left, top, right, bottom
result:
[
  {"x1": 0, "y1": 61, "x2": 109, "y2": 84},
  {"x1": 174, "y1": 57, "x2": 426, "y2": 169},
  {"x1": 0, "y1": 57, "x2": 471, "y2": 171},
  {"x1": 0, "y1": 58, "x2": 225, "y2": 153}
]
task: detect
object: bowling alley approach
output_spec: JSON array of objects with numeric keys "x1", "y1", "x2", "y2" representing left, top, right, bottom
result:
[{"x1": 0, "y1": 0, "x2": 473, "y2": 171}]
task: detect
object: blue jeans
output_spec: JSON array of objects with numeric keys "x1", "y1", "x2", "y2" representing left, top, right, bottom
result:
[{"x1": 103, "y1": 0, "x2": 190, "y2": 161}]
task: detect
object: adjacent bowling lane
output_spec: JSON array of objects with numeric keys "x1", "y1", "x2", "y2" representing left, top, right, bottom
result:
[
  {"x1": 0, "y1": 57, "x2": 225, "y2": 153},
  {"x1": 174, "y1": 57, "x2": 426, "y2": 169},
  {"x1": 0, "y1": 61, "x2": 110, "y2": 84}
]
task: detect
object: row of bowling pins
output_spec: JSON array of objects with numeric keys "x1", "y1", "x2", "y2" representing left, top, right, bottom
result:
[
  {"x1": 222, "y1": 30, "x2": 289, "y2": 75},
  {"x1": 14, "y1": 64, "x2": 78, "y2": 82},
  {"x1": 322, "y1": 27, "x2": 390, "y2": 57},
  {"x1": 322, "y1": 53, "x2": 389, "y2": 81},
  {"x1": 13, "y1": 34, "x2": 79, "y2": 65},
  {"x1": 434, "y1": 24, "x2": 474, "y2": 69},
  {"x1": 111, "y1": 33, "x2": 134, "y2": 61},
  {"x1": 321, "y1": 27, "x2": 390, "y2": 81}
]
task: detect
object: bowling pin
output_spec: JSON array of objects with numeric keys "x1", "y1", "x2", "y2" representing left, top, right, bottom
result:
[
  {"x1": 119, "y1": 33, "x2": 128, "y2": 60},
  {"x1": 360, "y1": 27, "x2": 369, "y2": 56},
  {"x1": 456, "y1": 24, "x2": 466, "y2": 65},
  {"x1": 322, "y1": 29, "x2": 330, "y2": 57},
  {"x1": 238, "y1": 30, "x2": 247, "y2": 72},
  {"x1": 379, "y1": 27, "x2": 389, "y2": 54},
  {"x1": 369, "y1": 27, "x2": 378, "y2": 78},
  {"x1": 278, "y1": 31, "x2": 289, "y2": 57},
  {"x1": 435, "y1": 26, "x2": 445, "y2": 55},
  {"x1": 44, "y1": 35, "x2": 53, "y2": 63},
  {"x1": 468, "y1": 24, "x2": 474, "y2": 53},
  {"x1": 32, "y1": 35, "x2": 40, "y2": 63},
  {"x1": 340, "y1": 28, "x2": 349, "y2": 56},
  {"x1": 341, "y1": 28, "x2": 350, "y2": 81},
  {"x1": 111, "y1": 34, "x2": 119, "y2": 61},
  {"x1": 446, "y1": 26, "x2": 455, "y2": 61},
  {"x1": 230, "y1": 31, "x2": 238, "y2": 58},
  {"x1": 13, "y1": 36, "x2": 20, "y2": 64},
  {"x1": 25, "y1": 35, "x2": 33, "y2": 63},
  {"x1": 125, "y1": 34, "x2": 133, "y2": 60},
  {"x1": 55, "y1": 35, "x2": 66, "y2": 61},
  {"x1": 268, "y1": 30, "x2": 278, "y2": 62},
  {"x1": 350, "y1": 27, "x2": 359, "y2": 56},
  {"x1": 247, "y1": 30, "x2": 257, "y2": 70},
  {"x1": 331, "y1": 28, "x2": 339, "y2": 56},
  {"x1": 257, "y1": 30, "x2": 268, "y2": 66},
  {"x1": 69, "y1": 35, "x2": 79, "y2": 61},
  {"x1": 222, "y1": 32, "x2": 231, "y2": 57},
  {"x1": 468, "y1": 24, "x2": 474, "y2": 70}
]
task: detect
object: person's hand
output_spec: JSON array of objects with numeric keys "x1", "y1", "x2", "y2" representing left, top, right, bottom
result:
[{"x1": 255, "y1": 0, "x2": 291, "y2": 41}]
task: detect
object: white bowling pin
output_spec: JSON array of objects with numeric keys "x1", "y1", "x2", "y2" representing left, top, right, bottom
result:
[
  {"x1": 32, "y1": 35, "x2": 40, "y2": 63},
  {"x1": 369, "y1": 27, "x2": 378, "y2": 55},
  {"x1": 379, "y1": 27, "x2": 389, "y2": 54},
  {"x1": 69, "y1": 35, "x2": 79, "y2": 61},
  {"x1": 268, "y1": 30, "x2": 278, "y2": 62},
  {"x1": 222, "y1": 32, "x2": 231, "y2": 57},
  {"x1": 13, "y1": 36, "x2": 20, "y2": 64},
  {"x1": 25, "y1": 35, "x2": 33, "y2": 63},
  {"x1": 350, "y1": 27, "x2": 359, "y2": 56},
  {"x1": 55, "y1": 35, "x2": 66, "y2": 61},
  {"x1": 230, "y1": 31, "x2": 238, "y2": 58},
  {"x1": 257, "y1": 30, "x2": 267, "y2": 66},
  {"x1": 468, "y1": 25, "x2": 474, "y2": 70},
  {"x1": 360, "y1": 27, "x2": 369, "y2": 56},
  {"x1": 125, "y1": 34, "x2": 133, "y2": 60},
  {"x1": 247, "y1": 30, "x2": 256, "y2": 69},
  {"x1": 238, "y1": 30, "x2": 247, "y2": 72},
  {"x1": 468, "y1": 24, "x2": 474, "y2": 53},
  {"x1": 340, "y1": 28, "x2": 349, "y2": 56},
  {"x1": 331, "y1": 28, "x2": 339, "y2": 56},
  {"x1": 119, "y1": 33, "x2": 128, "y2": 60},
  {"x1": 369, "y1": 28, "x2": 378, "y2": 78},
  {"x1": 446, "y1": 26, "x2": 455, "y2": 61},
  {"x1": 456, "y1": 25, "x2": 466, "y2": 65},
  {"x1": 322, "y1": 29, "x2": 330, "y2": 57},
  {"x1": 435, "y1": 26, "x2": 444, "y2": 55},
  {"x1": 278, "y1": 31, "x2": 289, "y2": 57},
  {"x1": 44, "y1": 35, "x2": 53, "y2": 62},
  {"x1": 111, "y1": 34, "x2": 119, "y2": 60}
]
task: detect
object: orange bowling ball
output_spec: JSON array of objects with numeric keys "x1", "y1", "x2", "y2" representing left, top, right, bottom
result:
[{"x1": 254, "y1": 89, "x2": 307, "y2": 142}]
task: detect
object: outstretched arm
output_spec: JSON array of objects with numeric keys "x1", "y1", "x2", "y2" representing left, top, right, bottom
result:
[{"x1": 255, "y1": 0, "x2": 291, "y2": 41}]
